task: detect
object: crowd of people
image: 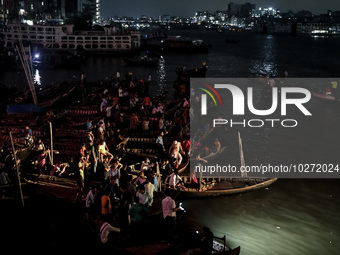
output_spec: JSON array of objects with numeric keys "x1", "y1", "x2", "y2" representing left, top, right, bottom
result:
[{"x1": 0, "y1": 66, "x2": 221, "y2": 253}]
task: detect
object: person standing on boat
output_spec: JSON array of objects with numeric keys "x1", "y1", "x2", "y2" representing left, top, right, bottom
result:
[
  {"x1": 160, "y1": 159, "x2": 173, "y2": 183},
  {"x1": 35, "y1": 150, "x2": 48, "y2": 175},
  {"x1": 156, "y1": 132, "x2": 166, "y2": 154},
  {"x1": 24, "y1": 129, "x2": 34, "y2": 148},
  {"x1": 77, "y1": 156, "x2": 86, "y2": 198},
  {"x1": 181, "y1": 138, "x2": 191, "y2": 156},
  {"x1": 140, "y1": 157, "x2": 155, "y2": 172},
  {"x1": 85, "y1": 185, "x2": 98, "y2": 219},
  {"x1": 331, "y1": 81, "x2": 338, "y2": 96},
  {"x1": 108, "y1": 160, "x2": 122, "y2": 186},
  {"x1": 102, "y1": 156, "x2": 111, "y2": 180},
  {"x1": 136, "y1": 185, "x2": 152, "y2": 206},
  {"x1": 116, "y1": 70, "x2": 120, "y2": 82},
  {"x1": 80, "y1": 143, "x2": 86, "y2": 157},
  {"x1": 169, "y1": 140, "x2": 184, "y2": 165},
  {"x1": 25, "y1": 126, "x2": 33, "y2": 137},
  {"x1": 144, "y1": 179, "x2": 156, "y2": 206},
  {"x1": 97, "y1": 121, "x2": 105, "y2": 141},
  {"x1": 134, "y1": 171, "x2": 147, "y2": 186},
  {"x1": 98, "y1": 140, "x2": 113, "y2": 164},
  {"x1": 128, "y1": 196, "x2": 148, "y2": 235},
  {"x1": 101, "y1": 188, "x2": 112, "y2": 222},
  {"x1": 130, "y1": 113, "x2": 139, "y2": 131}
]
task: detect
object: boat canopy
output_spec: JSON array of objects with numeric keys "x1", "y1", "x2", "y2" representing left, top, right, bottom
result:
[{"x1": 7, "y1": 104, "x2": 46, "y2": 114}]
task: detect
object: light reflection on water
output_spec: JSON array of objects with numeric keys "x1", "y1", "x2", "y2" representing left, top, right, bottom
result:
[
  {"x1": 250, "y1": 35, "x2": 278, "y2": 77},
  {"x1": 34, "y1": 69, "x2": 41, "y2": 86},
  {"x1": 156, "y1": 56, "x2": 166, "y2": 94}
]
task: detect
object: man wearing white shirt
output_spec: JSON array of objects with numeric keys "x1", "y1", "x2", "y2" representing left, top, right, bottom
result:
[{"x1": 162, "y1": 190, "x2": 181, "y2": 243}]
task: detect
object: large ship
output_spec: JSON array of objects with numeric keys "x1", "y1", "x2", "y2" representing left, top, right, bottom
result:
[{"x1": 0, "y1": 23, "x2": 141, "y2": 54}]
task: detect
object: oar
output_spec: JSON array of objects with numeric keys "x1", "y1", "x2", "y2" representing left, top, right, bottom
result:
[{"x1": 9, "y1": 132, "x2": 25, "y2": 207}]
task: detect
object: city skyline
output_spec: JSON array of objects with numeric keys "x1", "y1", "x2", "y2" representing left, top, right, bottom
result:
[{"x1": 100, "y1": 0, "x2": 340, "y2": 18}]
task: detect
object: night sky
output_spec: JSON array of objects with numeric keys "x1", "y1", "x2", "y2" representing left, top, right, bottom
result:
[{"x1": 100, "y1": 0, "x2": 340, "y2": 18}]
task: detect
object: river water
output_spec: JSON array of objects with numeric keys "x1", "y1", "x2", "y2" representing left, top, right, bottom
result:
[{"x1": 1, "y1": 29, "x2": 340, "y2": 254}]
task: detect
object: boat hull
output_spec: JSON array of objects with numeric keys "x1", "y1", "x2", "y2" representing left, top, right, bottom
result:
[{"x1": 167, "y1": 178, "x2": 277, "y2": 199}]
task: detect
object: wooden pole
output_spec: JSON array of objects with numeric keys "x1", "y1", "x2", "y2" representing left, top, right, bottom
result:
[
  {"x1": 238, "y1": 131, "x2": 247, "y2": 178},
  {"x1": 9, "y1": 132, "x2": 25, "y2": 207},
  {"x1": 16, "y1": 45, "x2": 38, "y2": 105},
  {"x1": 50, "y1": 122, "x2": 53, "y2": 166}
]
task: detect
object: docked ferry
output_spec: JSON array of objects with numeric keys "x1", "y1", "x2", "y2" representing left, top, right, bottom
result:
[{"x1": 0, "y1": 23, "x2": 141, "y2": 53}]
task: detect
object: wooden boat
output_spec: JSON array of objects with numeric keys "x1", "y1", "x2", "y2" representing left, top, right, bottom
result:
[
  {"x1": 175, "y1": 132, "x2": 277, "y2": 199},
  {"x1": 163, "y1": 37, "x2": 210, "y2": 53},
  {"x1": 166, "y1": 177, "x2": 278, "y2": 199},
  {"x1": 39, "y1": 86, "x2": 76, "y2": 108},
  {"x1": 312, "y1": 91, "x2": 340, "y2": 101},
  {"x1": 128, "y1": 155, "x2": 189, "y2": 176},
  {"x1": 191, "y1": 146, "x2": 227, "y2": 163},
  {"x1": 123, "y1": 56, "x2": 159, "y2": 66},
  {"x1": 23, "y1": 173, "x2": 80, "y2": 203}
]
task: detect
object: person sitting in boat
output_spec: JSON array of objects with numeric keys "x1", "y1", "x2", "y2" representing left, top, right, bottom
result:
[
  {"x1": 211, "y1": 138, "x2": 221, "y2": 154},
  {"x1": 36, "y1": 138, "x2": 45, "y2": 152},
  {"x1": 168, "y1": 140, "x2": 184, "y2": 165},
  {"x1": 97, "y1": 217, "x2": 120, "y2": 244},
  {"x1": 0, "y1": 169, "x2": 11, "y2": 185},
  {"x1": 169, "y1": 169, "x2": 186, "y2": 191},
  {"x1": 187, "y1": 227, "x2": 214, "y2": 255},
  {"x1": 325, "y1": 87, "x2": 332, "y2": 96}
]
